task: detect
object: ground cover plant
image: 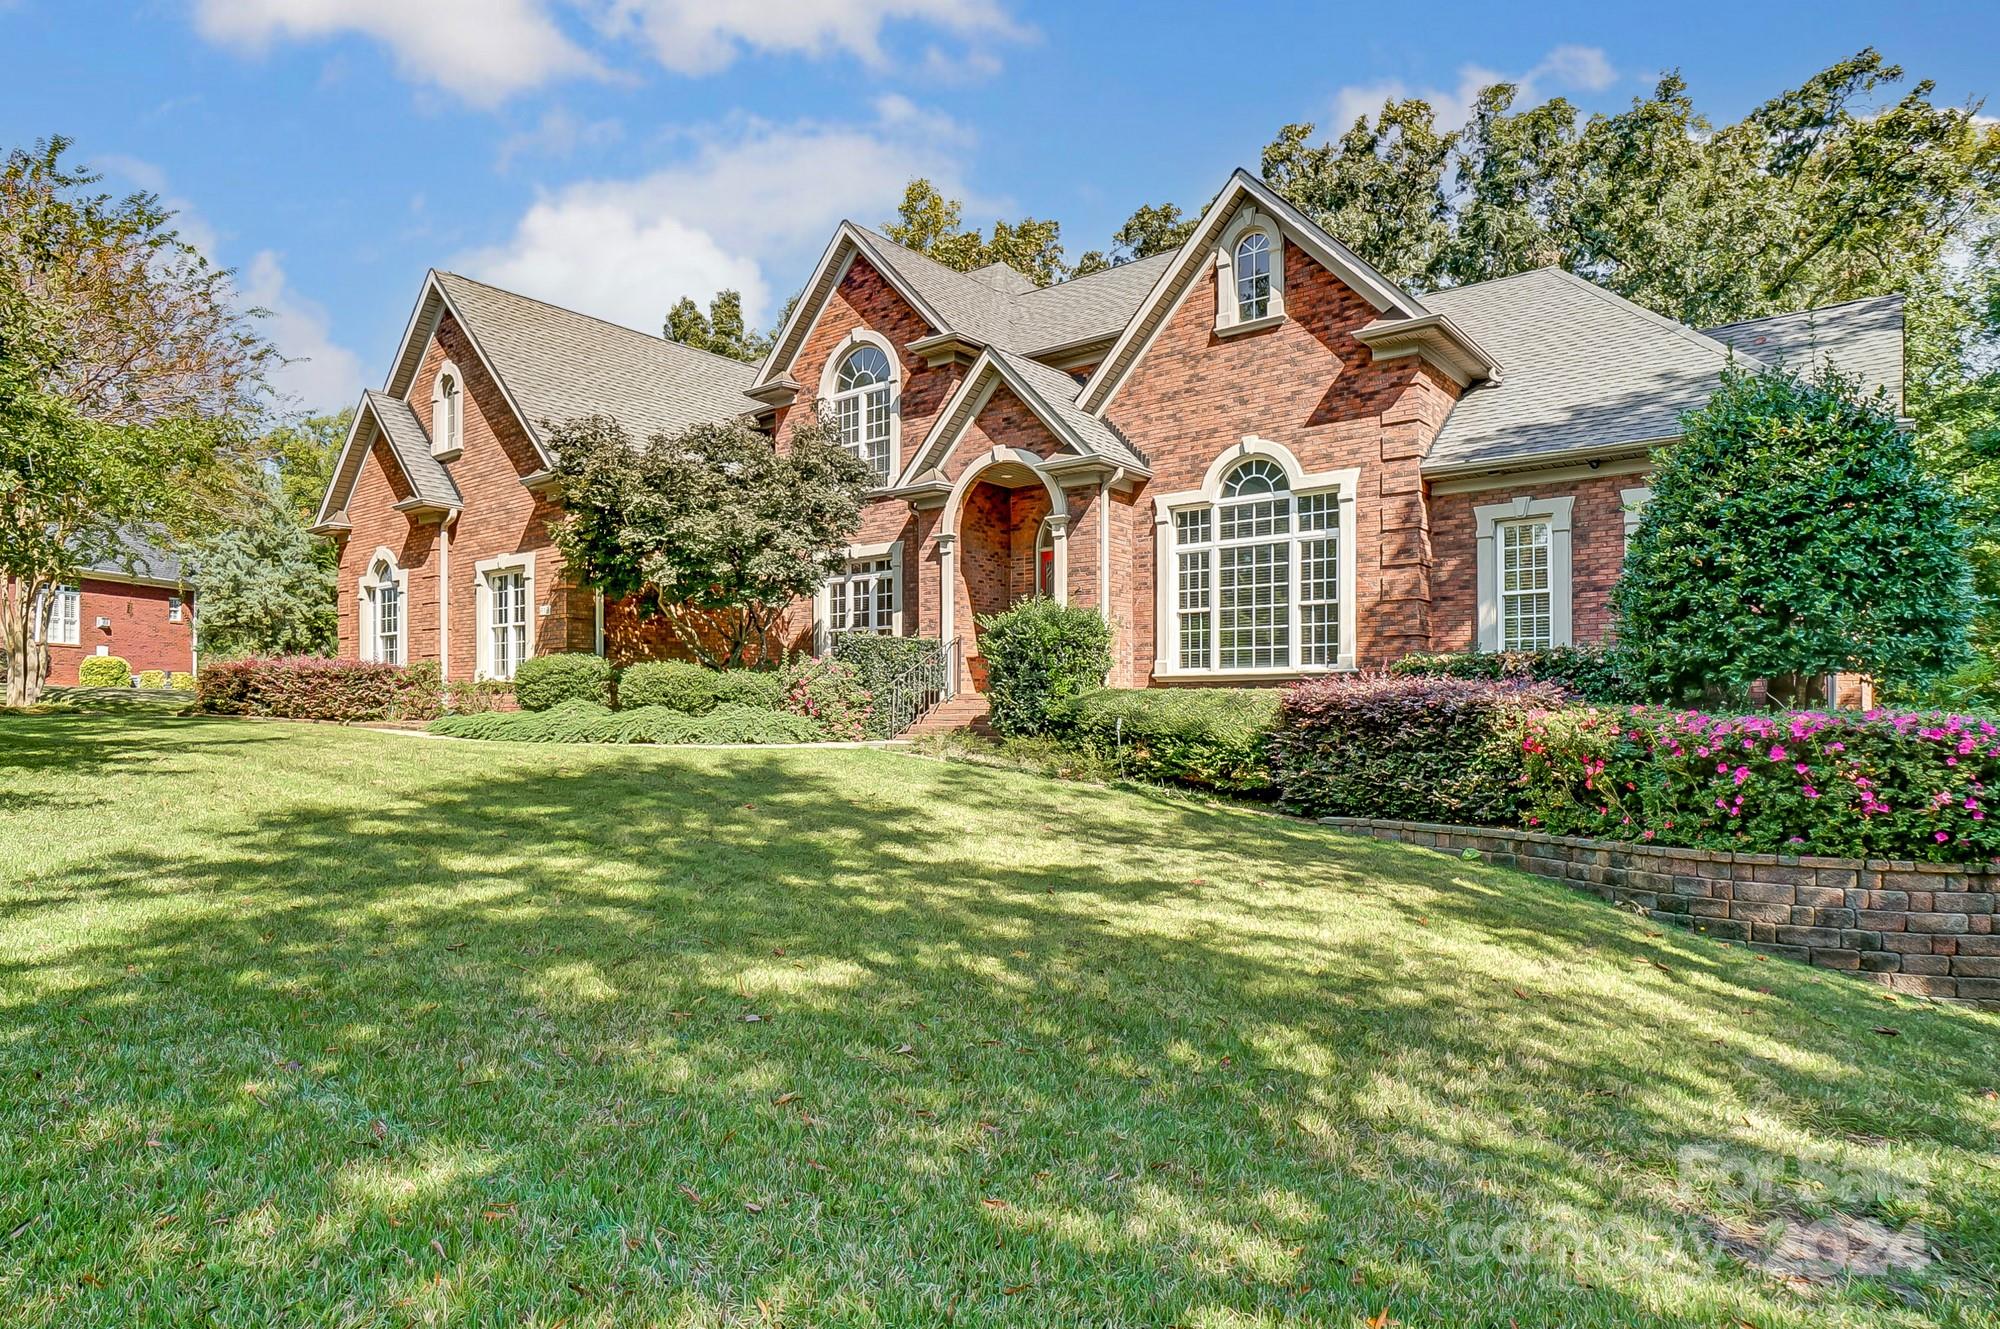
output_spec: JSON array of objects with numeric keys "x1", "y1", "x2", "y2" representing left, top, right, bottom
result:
[
  {"x1": 1, "y1": 711, "x2": 1995, "y2": 1326},
  {"x1": 430, "y1": 698, "x2": 822, "y2": 745}
]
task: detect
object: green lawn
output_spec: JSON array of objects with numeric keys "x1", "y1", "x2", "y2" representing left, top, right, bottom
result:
[{"x1": 2, "y1": 711, "x2": 1996, "y2": 1327}]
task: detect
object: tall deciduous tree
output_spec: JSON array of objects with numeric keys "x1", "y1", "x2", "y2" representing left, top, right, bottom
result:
[
  {"x1": 1, "y1": 137, "x2": 272, "y2": 703},
  {"x1": 1072, "y1": 202, "x2": 1198, "y2": 275},
  {"x1": 663, "y1": 289, "x2": 774, "y2": 363},
  {"x1": 882, "y1": 178, "x2": 1070, "y2": 286},
  {"x1": 548, "y1": 414, "x2": 870, "y2": 668},
  {"x1": 1615, "y1": 365, "x2": 1971, "y2": 705}
]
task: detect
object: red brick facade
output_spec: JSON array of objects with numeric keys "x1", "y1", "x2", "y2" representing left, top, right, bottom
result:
[{"x1": 44, "y1": 577, "x2": 195, "y2": 685}]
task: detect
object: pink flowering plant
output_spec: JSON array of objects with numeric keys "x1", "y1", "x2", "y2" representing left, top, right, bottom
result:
[
  {"x1": 777, "y1": 656, "x2": 873, "y2": 742},
  {"x1": 1520, "y1": 705, "x2": 2000, "y2": 861}
]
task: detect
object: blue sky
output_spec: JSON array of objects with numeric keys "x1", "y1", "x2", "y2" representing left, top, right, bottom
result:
[{"x1": 3, "y1": 0, "x2": 1994, "y2": 415}]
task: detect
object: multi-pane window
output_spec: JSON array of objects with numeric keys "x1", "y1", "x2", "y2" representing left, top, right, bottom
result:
[
  {"x1": 433, "y1": 368, "x2": 463, "y2": 455},
  {"x1": 41, "y1": 585, "x2": 80, "y2": 646},
  {"x1": 168, "y1": 594, "x2": 183, "y2": 623},
  {"x1": 1235, "y1": 231, "x2": 1273, "y2": 322},
  {"x1": 828, "y1": 556, "x2": 896, "y2": 634},
  {"x1": 369, "y1": 559, "x2": 402, "y2": 665},
  {"x1": 1172, "y1": 458, "x2": 1341, "y2": 673},
  {"x1": 1499, "y1": 519, "x2": 1553, "y2": 651},
  {"x1": 488, "y1": 569, "x2": 528, "y2": 680},
  {"x1": 832, "y1": 345, "x2": 894, "y2": 485}
]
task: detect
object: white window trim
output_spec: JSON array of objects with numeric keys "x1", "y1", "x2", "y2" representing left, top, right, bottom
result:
[
  {"x1": 359, "y1": 547, "x2": 408, "y2": 665},
  {"x1": 1214, "y1": 208, "x2": 1286, "y2": 334},
  {"x1": 1151, "y1": 438, "x2": 1358, "y2": 680},
  {"x1": 168, "y1": 594, "x2": 183, "y2": 623},
  {"x1": 814, "y1": 538, "x2": 904, "y2": 653},
  {"x1": 431, "y1": 360, "x2": 465, "y2": 459},
  {"x1": 1621, "y1": 485, "x2": 1652, "y2": 550},
  {"x1": 471, "y1": 552, "x2": 536, "y2": 681},
  {"x1": 817, "y1": 329, "x2": 901, "y2": 490},
  {"x1": 1475, "y1": 495, "x2": 1575, "y2": 652},
  {"x1": 40, "y1": 584, "x2": 81, "y2": 647}
]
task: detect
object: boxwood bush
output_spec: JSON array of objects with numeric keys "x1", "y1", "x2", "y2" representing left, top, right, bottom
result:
[
  {"x1": 616, "y1": 661, "x2": 783, "y2": 714},
  {"x1": 977, "y1": 599, "x2": 1112, "y2": 737},
  {"x1": 1052, "y1": 687, "x2": 1281, "y2": 794},
  {"x1": 1273, "y1": 674, "x2": 1570, "y2": 823},
  {"x1": 137, "y1": 669, "x2": 166, "y2": 690},
  {"x1": 512, "y1": 652, "x2": 612, "y2": 711},
  {"x1": 78, "y1": 656, "x2": 131, "y2": 687},
  {"x1": 1389, "y1": 646, "x2": 1640, "y2": 703},
  {"x1": 430, "y1": 698, "x2": 821, "y2": 745}
]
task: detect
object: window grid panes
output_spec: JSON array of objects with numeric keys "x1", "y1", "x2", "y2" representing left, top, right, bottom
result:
[
  {"x1": 1235, "y1": 232, "x2": 1272, "y2": 322},
  {"x1": 373, "y1": 566, "x2": 402, "y2": 666},
  {"x1": 1499, "y1": 519, "x2": 1553, "y2": 651},
  {"x1": 168, "y1": 595, "x2": 183, "y2": 623},
  {"x1": 829, "y1": 556, "x2": 895, "y2": 634},
  {"x1": 42, "y1": 585, "x2": 80, "y2": 646},
  {"x1": 1172, "y1": 458, "x2": 1341, "y2": 673},
  {"x1": 489, "y1": 569, "x2": 528, "y2": 680},
  {"x1": 833, "y1": 345, "x2": 894, "y2": 485}
]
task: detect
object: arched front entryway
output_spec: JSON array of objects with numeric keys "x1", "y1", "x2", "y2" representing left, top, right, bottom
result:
[{"x1": 936, "y1": 447, "x2": 1067, "y2": 693}]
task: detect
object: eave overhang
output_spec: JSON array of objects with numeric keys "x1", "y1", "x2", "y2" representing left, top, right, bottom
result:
[{"x1": 1353, "y1": 312, "x2": 1502, "y2": 389}]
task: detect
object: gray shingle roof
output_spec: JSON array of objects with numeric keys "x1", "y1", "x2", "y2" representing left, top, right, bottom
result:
[
  {"x1": 1011, "y1": 253, "x2": 1177, "y2": 352},
  {"x1": 991, "y1": 349, "x2": 1149, "y2": 470},
  {"x1": 363, "y1": 390, "x2": 460, "y2": 507},
  {"x1": 1704, "y1": 296, "x2": 1903, "y2": 412},
  {"x1": 1421, "y1": 268, "x2": 1766, "y2": 473},
  {"x1": 78, "y1": 526, "x2": 184, "y2": 584},
  {"x1": 434, "y1": 271, "x2": 759, "y2": 445}
]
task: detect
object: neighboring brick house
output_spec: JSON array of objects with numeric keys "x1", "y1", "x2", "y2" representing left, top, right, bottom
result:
[
  {"x1": 316, "y1": 170, "x2": 1902, "y2": 705},
  {"x1": 38, "y1": 530, "x2": 197, "y2": 686}
]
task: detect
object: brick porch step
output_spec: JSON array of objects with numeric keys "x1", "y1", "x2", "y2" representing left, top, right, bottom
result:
[{"x1": 900, "y1": 694, "x2": 996, "y2": 739}]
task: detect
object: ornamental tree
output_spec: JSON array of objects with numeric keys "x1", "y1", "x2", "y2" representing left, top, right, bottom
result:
[
  {"x1": 548, "y1": 414, "x2": 870, "y2": 669},
  {"x1": 1614, "y1": 363, "x2": 1972, "y2": 706}
]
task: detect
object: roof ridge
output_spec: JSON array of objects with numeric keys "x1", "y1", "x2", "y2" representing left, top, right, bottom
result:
[
  {"x1": 1703, "y1": 293, "x2": 1904, "y2": 334},
  {"x1": 434, "y1": 269, "x2": 761, "y2": 376},
  {"x1": 1537, "y1": 266, "x2": 1760, "y2": 367},
  {"x1": 1421, "y1": 264, "x2": 1566, "y2": 299},
  {"x1": 1019, "y1": 251, "x2": 1176, "y2": 300}
]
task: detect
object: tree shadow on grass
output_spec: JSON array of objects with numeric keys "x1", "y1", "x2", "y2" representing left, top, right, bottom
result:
[{"x1": 3, "y1": 726, "x2": 1996, "y2": 1326}]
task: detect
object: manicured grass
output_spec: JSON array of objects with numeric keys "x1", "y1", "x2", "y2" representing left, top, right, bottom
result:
[{"x1": 2, "y1": 713, "x2": 1996, "y2": 1327}]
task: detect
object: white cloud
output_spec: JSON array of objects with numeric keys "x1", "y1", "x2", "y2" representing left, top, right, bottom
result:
[
  {"x1": 1332, "y1": 43, "x2": 1617, "y2": 133},
  {"x1": 497, "y1": 107, "x2": 625, "y2": 171},
  {"x1": 451, "y1": 101, "x2": 982, "y2": 334},
  {"x1": 193, "y1": 0, "x2": 602, "y2": 107},
  {"x1": 587, "y1": 0, "x2": 1027, "y2": 76},
  {"x1": 240, "y1": 251, "x2": 367, "y2": 411}
]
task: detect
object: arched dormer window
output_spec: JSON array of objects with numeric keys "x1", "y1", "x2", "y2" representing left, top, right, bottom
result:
[
  {"x1": 1215, "y1": 210, "x2": 1285, "y2": 333},
  {"x1": 363, "y1": 554, "x2": 406, "y2": 664},
  {"x1": 431, "y1": 363, "x2": 464, "y2": 459},
  {"x1": 822, "y1": 334, "x2": 899, "y2": 487}
]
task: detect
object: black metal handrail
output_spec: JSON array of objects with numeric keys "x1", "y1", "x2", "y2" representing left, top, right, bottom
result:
[{"x1": 875, "y1": 637, "x2": 956, "y2": 737}]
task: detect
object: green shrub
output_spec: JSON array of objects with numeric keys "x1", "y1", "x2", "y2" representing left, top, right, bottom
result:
[
  {"x1": 396, "y1": 660, "x2": 444, "y2": 721},
  {"x1": 977, "y1": 599, "x2": 1112, "y2": 737},
  {"x1": 168, "y1": 672, "x2": 196, "y2": 693},
  {"x1": 1521, "y1": 705, "x2": 2000, "y2": 862},
  {"x1": 1272, "y1": 674, "x2": 1570, "y2": 823},
  {"x1": 711, "y1": 669, "x2": 783, "y2": 711},
  {"x1": 78, "y1": 656, "x2": 132, "y2": 687},
  {"x1": 1389, "y1": 646, "x2": 1641, "y2": 703},
  {"x1": 137, "y1": 669, "x2": 166, "y2": 690},
  {"x1": 430, "y1": 699, "x2": 821, "y2": 745},
  {"x1": 778, "y1": 657, "x2": 872, "y2": 740},
  {"x1": 617, "y1": 660, "x2": 719, "y2": 712},
  {"x1": 446, "y1": 678, "x2": 514, "y2": 714},
  {"x1": 1052, "y1": 687, "x2": 1281, "y2": 793},
  {"x1": 831, "y1": 634, "x2": 943, "y2": 736},
  {"x1": 512, "y1": 653, "x2": 612, "y2": 711}
]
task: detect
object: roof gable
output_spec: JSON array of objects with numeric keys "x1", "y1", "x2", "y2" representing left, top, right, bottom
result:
[
  {"x1": 313, "y1": 390, "x2": 461, "y2": 529},
  {"x1": 899, "y1": 347, "x2": 1148, "y2": 486}
]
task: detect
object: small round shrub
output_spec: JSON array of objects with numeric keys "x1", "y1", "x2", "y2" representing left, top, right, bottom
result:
[
  {"x1": 712, "y1": 669, "x2": 782, "y2": 710},
  {"x1": 137, "y1": 669, "x2": 167, "y2": 689},
  {"x1": 78, "y1": 656, "x2": 132, "y2": 687},
  {"x1": 168, "y1": 672, "x2": 196, "y2": 693},
  {"x1": 512, "y1": 652, "x2": 612, "y2": 711},
  {"x1": 977, "y1": 599, "x2": 1112, "y2": 736},
  {"x1": 616, "y1": 660, "x2": 722, "y2": 712}
]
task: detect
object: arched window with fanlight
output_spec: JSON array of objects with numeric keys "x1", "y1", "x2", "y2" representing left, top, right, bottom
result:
[
  {"x1": 1234, "y1": 232, "x2": 1272, "y2": 322},
  {"x1": 431, "y1": 362, "x2": 464, "y2": 458},
  {"x1": 1166, "y1": 450, "x2": 1349, "y2": 674},
  {"x1": 829, "y1": 341, "x2": 897, "y2": 485},
  {"x1": 363, "y1": 555, "x2": 405, "y2": 664},
  {"x1": 1215, "y1": 209, "x2": 1286, "y2": 332}
]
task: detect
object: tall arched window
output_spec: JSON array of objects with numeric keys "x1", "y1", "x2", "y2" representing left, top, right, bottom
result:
[
  {"x1": 831, "y1": 343, "x2": 895, "y2": 484},
  {"x1": 1234, "y1": 232, "x2": 1273, "y2": 322},
  {"x1": 432, "y1": 364, "x2": 463, "y2": 457},
  {"x1": 365, "y1": 556, "x2": 404, "y2": 664},
  {"x1": 1169, "y1": 453, "x2": 1344, "y2": 673}
]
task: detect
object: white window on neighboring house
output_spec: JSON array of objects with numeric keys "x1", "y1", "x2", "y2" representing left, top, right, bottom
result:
[
  {"x1": 1166, "y1": 452, "x2": 1352, "y2": 675},
  {"x1": 488, "y1": 568, "x2": 528, "y2": 680},
  {"x1": 1234, "y1": 231, "x2": 1273, "y2": 322},
  {"x1": 1498, "y1": 519, "x2": 1554, "y2": 652},
  {"x1": 41, "y1": 584, "x2": 80, "y2": 646},
  {"x1": 832, "y1": 343, "x2": 895, "y2": 485},
  {"x1": 365, "y1": 557, "x2": 404, "y2": 664},
  {"x1": 168, "y1": 594, "x2": 183, "y2": 623},
  {"x1": 827, "y1": 555, "x2": 898, "y2": 635}
]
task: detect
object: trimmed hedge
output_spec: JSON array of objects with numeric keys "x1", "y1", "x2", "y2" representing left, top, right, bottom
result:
[
  {"x1": 831, "y1": 633, "x2": 942, "y2": 737},
  {"x1": 616, "y1": 661, "x2": 783, "y2": 714},
  {"x1": 978, "y1": 599, "x2": 1112, "y2": 737},
  {"x1": 168, "y1": 672, "x2": 196, "y2": 693},
  {"x1": 1273, "y1": 674, "x2": 1571, "y2": 823},
  {"x1": 1389, "y1": 646, "x2": 1640, "y2": 704},
  {"x1": 1522, "y1": 705, "x2": 2000, "y2": 862},
  {"x1": 78, "y1": 656, "x2": 131, "y2": 687},
  {"x1": 196, "y1": 656, "x2": 441, "y2": 722},
  {"x1": 430, "y1": 699, "x2": 822, "y2": 745},
  {"x1": 514, "y1": 652, "x2": 613, "y2": 711},
  {"x1": 1052, "y1": 687, "x2": 1281, "y2": 794}
]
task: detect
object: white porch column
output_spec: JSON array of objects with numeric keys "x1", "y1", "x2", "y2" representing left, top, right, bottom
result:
[
  {"x1": 936, "y1": 531, "x2": 958, "y2": 694},
  {"x1": 436, "y1": 518, "x2": 450, "y2": 679},
  {"x1": 1046, "y1": 513, "x2": 1069, "y2": 607}
]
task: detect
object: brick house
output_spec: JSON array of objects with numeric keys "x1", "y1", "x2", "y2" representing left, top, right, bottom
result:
[
  {"x1": 314, "y1": 170, "x2": 1901, "y2": 706},
  {"x1": 38, "y1": 530, "x2": 197, "y2": 685}
]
